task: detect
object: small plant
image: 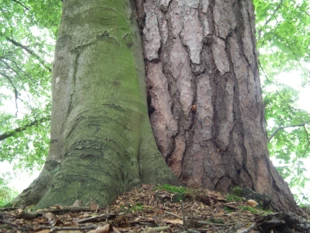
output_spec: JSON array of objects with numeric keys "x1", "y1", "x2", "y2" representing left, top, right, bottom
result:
[
  {"x1": 239, "y1": 205, "x2": 273, "y2": 215},
  {"x1": 129, "y1": 203, "x2": 144, "y2": 212},
  {"x1": 239, "y1": 205, "x2": 259, "y2": 214},
  {"x1": 156, "y1": 184, "x2": 187, "y2": 194},
  {"x1": 225, "y1": 194, "x2": 244, "y2": 202},
  {"x1": 300, "y1": 204, "x2": 310, "y2": 215},
  {"x1": 232, "y1": 186, "x2": 242, "y2": 195},
  {"x1": 155, "y1": 184, "x2": 192, "y2": 202},
  {"x1": 172, "y1": 193, "x2": 183, "y2": 202},
  {"x1": 119, "y1": 202, "x2": 145, "y2": 212},
  {"x1": 223, "y1": 206, "x2": 235, "y2": 213},
  {"x1": 0, "y1": 174, "x2": 18, "y2": 207}
]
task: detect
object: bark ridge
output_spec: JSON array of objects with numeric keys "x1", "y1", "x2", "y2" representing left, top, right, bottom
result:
[{"x1": 141, "y1": 0, "x2": 299, "y2": 213}]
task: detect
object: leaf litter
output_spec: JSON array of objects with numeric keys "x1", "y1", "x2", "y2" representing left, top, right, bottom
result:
[{"x1": 0, "y1": 184, "x2": 309, "y2": 233}]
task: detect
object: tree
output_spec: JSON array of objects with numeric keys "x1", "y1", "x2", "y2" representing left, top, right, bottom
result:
[
  {"x1": 5, "y1": 0, "x2": 302, "y2": 213},
  {"x1": 12, "y1": 0, "x2": 179, "y2": 209},
  {"x1": 140, "y1": 0, "x2": 300, "y2": 213},
  {"x1": 254, "y1": 0, "x2": 310, "y2": 204}
]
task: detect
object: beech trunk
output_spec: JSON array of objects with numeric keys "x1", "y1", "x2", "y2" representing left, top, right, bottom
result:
[
  {"x1": 13, "y1": 0, "x2": 299, "y2": 213},
  {"x1": 13, "y1": 0, "x2": 178, "y2": 209}
]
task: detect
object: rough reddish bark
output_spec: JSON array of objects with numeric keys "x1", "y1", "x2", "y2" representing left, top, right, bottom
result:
[{"x1": 140, "y1": 0, "x2": 299, "y2": 213}]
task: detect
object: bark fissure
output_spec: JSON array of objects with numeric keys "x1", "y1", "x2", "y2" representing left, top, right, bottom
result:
[
  {"x1": 143, "y1": 0, "x2": 299, "y2": 213},
  {"x1": 66, "y1": 51, "x2": 79, "y2": 119}
]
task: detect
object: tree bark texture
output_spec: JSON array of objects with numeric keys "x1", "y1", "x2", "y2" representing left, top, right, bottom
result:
[
  {"x1": 141, "y1": 0, "x2": 299, "y2": 213},
  {"x1": 13, "y1": 0, "x2": 178, "y2": 209}
]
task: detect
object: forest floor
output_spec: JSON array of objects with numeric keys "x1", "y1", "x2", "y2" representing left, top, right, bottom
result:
[{"x1": 1, "y1": 184, "x2": 310, "y2": 233}]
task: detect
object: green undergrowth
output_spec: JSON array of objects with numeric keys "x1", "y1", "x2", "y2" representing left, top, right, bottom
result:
[
  {"x1": 157, "y1": 184, "x2": 276, "y2": 215},
  {"x1": 300, "y1": 204, "x2": 310, "y2": 215},
  {"x1": 0, "y1": 174, "x2": 18, "y2": 207},
  {"x1": 157, "y1": 185, "x2": 310, "y2": 216},
  {"x1": 225, "y1": 193, "x2": 244, "y2": 202},
  {"x1": 120, "y1": 202, "x2": 152, "y2": 213},
  {"x1": 156, "y1": 184, "x2": 188, "y2": 194},
  {"x1": 128, "y1": 202, "x2": 144, "y2": 212},
  {"x1": 239, "y1": 205, "x2": 259, "y2": 214},
  {"x1": 155, "y1": 184, "x2": 192, "y2": 202},
  {"x1": 225, "y1": 187, "x2": 274, "y2": 215}
]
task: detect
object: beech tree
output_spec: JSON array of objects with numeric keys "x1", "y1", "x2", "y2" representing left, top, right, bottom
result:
[{"x1": 3, "y1": 0, "x2": 305, "y2": 213}]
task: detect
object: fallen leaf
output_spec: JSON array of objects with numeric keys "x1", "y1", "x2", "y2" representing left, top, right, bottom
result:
[
  {"x1": 224, "y1": 202, "x2": 239, "y2": 210},
  {"x1": 56, "y1": 231, "x2": 83, "y2": 233},
  {"x1": 42, "y1": 212, "x2": 56, "y2": 225},
  {"x1": 89, "y1": 202, "x2": 99, "y2": 211},
  {"x1": 87, "y1": 224, "x2": 120, "y2": 233},
  {"x1": 73, "y1": 200, "x2": 81, "y2": 207},
  {"x1": 162, "y1": 218, "x2": 183, "y2": 224},
  {"x1": 245, "y1": 199, "x2": 258, "y2": 207}
]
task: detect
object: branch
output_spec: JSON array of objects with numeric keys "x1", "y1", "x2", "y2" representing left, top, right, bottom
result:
[
  {"x1": 11, "y1": 0, "x2": 30, "y2": 11},
  {"x1": 258, "y1": 61, "x2": 273, "y2": 84},
  {"x1": 301, "y1": 125, "x2": 310, "y2": 158},
  {"x1": 268, "y1": 122, "x2": 309, "y2": 142},
  {"x1": 0, "y1": 61, "x2": 40, "y2": 114},
  {"x1": 0, "y1": 71, "x2": 19, "y2": 116},
  {"x1": 0, "y1": 117, "x2": 50, "y2": 141},
  {"x1": 0, "y1": 65, "x2": 37, "y2": 112},
  {"x1": 264, "y1": 0, "x2": 284, "y2": 27},
  {"x1": 1, "y1": 59, "x2": 22, "y2": 79},
  {"x1": 257, "y1": 0, "x2": 284, "y2": 41},
  {"x1": 1, "y1": 57, "x2": 25, "y2": 74},
  {"x1": 6, "y1": 38, "x2": 52, "y2": 72},
  {"x1": 1, "y1": 57, "x2": 36, "y2": 83}
]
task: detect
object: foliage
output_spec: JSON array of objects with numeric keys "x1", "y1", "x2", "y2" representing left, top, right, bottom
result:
[
  {"x1": 0, "y1": 173, "x2": 18, "y2": 207},
  {"x1": 253, "y1": 0, "x2": 310, "y2": 203},
  {"x1": 254, "y1": 0, "x2": 310, "y2": 78},
  {"x1": 264, "y1": 84, "x2": 310, "y2": 202},
  {"x1": 0, "y1": 0, "x2": 309, "y2": 204},
  {"x1": 0, "y1": 0, "x2": 61, "y2": 171}
]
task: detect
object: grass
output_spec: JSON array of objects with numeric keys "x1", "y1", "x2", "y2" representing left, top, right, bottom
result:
[
  {"x1": 225, "y1": 194, "x2": 244, "y2": 202},
  {"x1": 156, "y1": 184, "x2": 188, "y2": 194}
]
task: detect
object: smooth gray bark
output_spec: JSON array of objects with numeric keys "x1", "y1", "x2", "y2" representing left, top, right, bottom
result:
[{"x1": 13, "y1": 0, "x2": 178, "y2": 209}]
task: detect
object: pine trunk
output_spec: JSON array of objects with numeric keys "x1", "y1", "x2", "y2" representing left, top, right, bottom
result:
[{"x1": 142, "y1": 0, "x2": 298, "y2": 213}]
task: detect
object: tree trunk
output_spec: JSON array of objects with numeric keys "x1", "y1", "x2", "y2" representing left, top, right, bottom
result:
[
  {"x1": 13, "y1": 0, "x2": 178, "y2": 209},
  {"x1": 13, "y1": 0, "x2": 299, "y2": 213},
  {"x1": 142, "y1": 0, "x2": 299, "y2": 213}
]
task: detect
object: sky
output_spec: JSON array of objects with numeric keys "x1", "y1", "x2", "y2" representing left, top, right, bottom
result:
[{"x1": 275, "y1": 71, "x2": 310, "y2": 112}]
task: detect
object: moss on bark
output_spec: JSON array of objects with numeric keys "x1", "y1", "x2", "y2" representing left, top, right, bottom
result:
[{"x1": 14, "y1": 0, "x2": 178, "y2": 209}]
